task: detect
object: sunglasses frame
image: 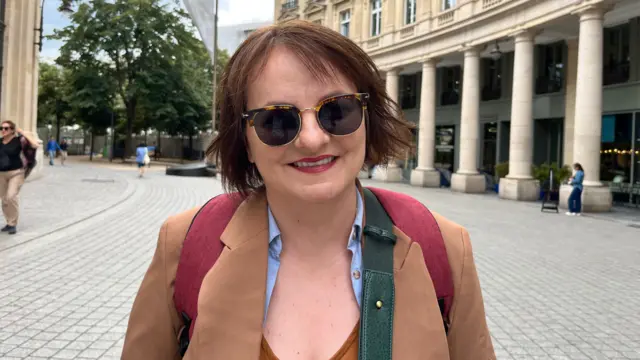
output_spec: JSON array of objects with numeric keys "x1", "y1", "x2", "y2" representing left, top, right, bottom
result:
[{"x1": 242, "y1": 93, "x2": 369, "y2": 147}]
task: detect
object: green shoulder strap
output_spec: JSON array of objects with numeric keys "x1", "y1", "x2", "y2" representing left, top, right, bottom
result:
[{"x1": 359, "y1": 188, "x2": 396, "y2": 360}]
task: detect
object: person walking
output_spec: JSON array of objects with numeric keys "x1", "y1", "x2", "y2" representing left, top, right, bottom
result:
[
  {"x1": 135, "y1": 143, "x2": 149, "y2": 178},
  {"x1": 59, "y1": 139, "x2": 69, "y2": 166},
  {"x1": 0, "y1": 120, "x2": 39, "y2": 234},
  {"x1": 46, "y1": 137, "x2": 61, "y2": 166},
  {"x1": 567, "y1": 163, "x2": 585, "y2": 216}
]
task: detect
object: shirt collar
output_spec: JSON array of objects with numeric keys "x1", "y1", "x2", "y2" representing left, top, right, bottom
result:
[{"x1": 267, "y1": 187, "x2": 364, "y2": 246}]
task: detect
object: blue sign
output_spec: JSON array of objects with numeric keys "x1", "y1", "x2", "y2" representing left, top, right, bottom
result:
[{"x1": 602, "y1": 115, "x2": 615, "y2": 143}]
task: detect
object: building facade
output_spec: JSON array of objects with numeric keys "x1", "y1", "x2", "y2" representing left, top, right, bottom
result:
[
  {"x1": 274, "y1": 0, "x2": 640, "y2": 212},
  {"x1": 218, "y1": 21, "x2": 273, "y2": 55},
  {"x1": 0, "y1": 0, "x2": 44, "y2": 179}
]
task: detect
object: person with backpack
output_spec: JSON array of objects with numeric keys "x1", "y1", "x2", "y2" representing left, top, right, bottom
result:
[
  {"x1": 0, "y1": 120, "x2": 38, "y2": 235},
  {"x1": 122, "y1": 21, "x2": 495, "y2": 360},
  {"x1": 59, "y1": 139, "x2": 69, "y2": 166}
]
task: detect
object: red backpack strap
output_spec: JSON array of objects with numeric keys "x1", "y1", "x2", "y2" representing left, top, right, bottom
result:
[
  {"x1": 173, "y1": 192, "x2": 244, "y2": 355},
  {"x1": 366, "y1": 187, "x2": 454, "y2": 328}
]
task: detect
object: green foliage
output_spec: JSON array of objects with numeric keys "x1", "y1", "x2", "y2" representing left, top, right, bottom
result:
[
  {"x1": 37, "y1": 63, "x2": 72, "y2": 128},
  {"x1": 49, "y1": 0, "x2": 220, "y2": 156},
  {"x1": 494, "y1": 162, "x2": 509, "y2": 179},
  {"x1": 494, "y1": 161, "x2": 572, "y2": 189},
  {"x1": 532, "y1": 163, "x2": 572, "y2": 188}
]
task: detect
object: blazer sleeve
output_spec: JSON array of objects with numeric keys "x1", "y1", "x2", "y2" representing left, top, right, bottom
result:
[
  {"x1": 121, "y1": 221, "x2": 183, "y2": 360},
  {"x1": 446, "y1": 228, "x2": 496, "y2": 360}
]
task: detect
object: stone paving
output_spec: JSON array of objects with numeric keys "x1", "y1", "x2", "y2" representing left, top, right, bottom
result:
[{"x1": 0, "y1": 163, "x2": 638, "y2": 359}]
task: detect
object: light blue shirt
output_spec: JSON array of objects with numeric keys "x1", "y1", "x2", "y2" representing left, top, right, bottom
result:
[
  {"x1": 571, "y1": 170, "x2": 584, "y2": 190},
  {"x1": 265, "y1": 189, "x2": 364, "y2": 323}
]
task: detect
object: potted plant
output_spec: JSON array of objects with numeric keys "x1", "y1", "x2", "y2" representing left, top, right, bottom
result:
[
  {"x1": 533, "y1": 163, "x2": 572, "y2": 201},
  {"x1": 493, "y1": 162, "x2": 509, "y2": 193}
]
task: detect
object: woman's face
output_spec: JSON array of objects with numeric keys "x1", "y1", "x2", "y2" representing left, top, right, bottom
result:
[
  {"x1": 245, "y1": 47, "x2": 366, "y2": 203},
  {"x1": 1, "y1": 123, "x2": 14, "y2": 138}
]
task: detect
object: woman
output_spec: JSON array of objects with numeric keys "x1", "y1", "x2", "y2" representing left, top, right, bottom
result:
[
  {"x1": 0, "y1": 120, "x2": 38, "y2": 234},
  {"x1": 135, "y1": 143, "x2": 149, "y2": 178},
  {"x1": 122, "y1": 21, "x2": 495, "y2": 359},
  {"x1": 567, "y1": 163, "x2": 584, "y2": 216}
]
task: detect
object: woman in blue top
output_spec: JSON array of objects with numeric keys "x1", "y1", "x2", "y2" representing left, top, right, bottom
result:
[{"x1": 567, "y1": 163, "x2": 584, "y2": 216}]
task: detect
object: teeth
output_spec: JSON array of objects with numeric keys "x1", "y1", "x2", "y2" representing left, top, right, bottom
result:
[{"x1": 293, "y1": 157, "x2": 335, "y2": 168}]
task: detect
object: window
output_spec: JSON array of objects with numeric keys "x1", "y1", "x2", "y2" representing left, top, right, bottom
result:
[
  {"x1": 481, "y1": 58, "x2": 502, "y2": 101},
  {"x1": 340, "y1": 10, "x2": 351, "y2": 37},
  {"x1": 405, "y1": 0, "x2": 416, "y2": 25},
  {"x1": 442, "y1": 0, "x2": 456, "y2": 11},
  {"x1": 400, "y1": 73, "x2": 420, "y2": 109},
  {"x1": 440, "y1": 66, "x2": 461, "y2": 106},
  {"x1": 313, "y1": 19, "x2": 322, "y2": 25},
  {"x1": 282, "y1": 0, "x2": 297, "y2": 10},
  {"x1": 370, "y1": 0, "x2": 382, "y2": 37},
  {"x1": 535, "y1": 42, "x2": 564, "y2": 94},
  {"x1": 603, "y1": 23, "x2": 630, "y2": 86}
]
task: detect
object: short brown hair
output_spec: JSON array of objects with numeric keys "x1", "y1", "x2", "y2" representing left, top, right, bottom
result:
[
  {"x1": 207, "y1": 20, "x2": 414, "y2": 196},
  {"x1": 1, "y1": 120, "x2": 16, "y2": 130}
]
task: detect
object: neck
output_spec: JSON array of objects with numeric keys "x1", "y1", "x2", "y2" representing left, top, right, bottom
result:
[
  {"x1": 266, "y1": 184, "x2": 358, "y2": 262},
  {"x1": 3, "y1": 134, "x2": 14, "y2": 143}
]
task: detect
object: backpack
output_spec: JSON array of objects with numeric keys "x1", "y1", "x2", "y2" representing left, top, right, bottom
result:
[
  {"x1": 19, "y1": 136, "x2": 37, "y2": 179},
  {"x1": 173, "y1": 187, "x2": 454, "y2": 356}
]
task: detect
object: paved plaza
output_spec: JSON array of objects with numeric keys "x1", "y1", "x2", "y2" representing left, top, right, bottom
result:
[{"x1": 0, "y1": 161, "x2": 639, "y2": 360}]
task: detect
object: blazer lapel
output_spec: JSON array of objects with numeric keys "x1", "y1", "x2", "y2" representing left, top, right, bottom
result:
[
  {"x1": 391, "y1": 227, "x2": 451, "y2": 360},
  {"x1": 185, "y1": 192, "x2": 269, "y2": 360}
]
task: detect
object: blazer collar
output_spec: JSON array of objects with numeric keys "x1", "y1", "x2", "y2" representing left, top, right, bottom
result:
[{"x1": 185, "y1": 185, "x2": 449, "y2": 359}]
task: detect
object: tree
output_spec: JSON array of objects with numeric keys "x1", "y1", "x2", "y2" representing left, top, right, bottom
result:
[
  {"x1": 52, "y1": 0, "x2": 208, "y2": 157},
  {"x1": 37, "y1": 62, "x2": 72, "y2": 142}
]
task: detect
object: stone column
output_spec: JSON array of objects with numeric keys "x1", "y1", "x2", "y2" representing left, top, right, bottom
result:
[
  {"x1": 560, "y1": 6, "x2": 612, "y2": 212},
  {"x1": 1, "y1": 0, "x2": 44, "y2": 180},
  {"x1": 451, "y1": 47, "x2": 486, "y2": 193},
  {"x1": 499, "y1": 30, "x2": 539, "y2": 201},
  {"x1": 562, "y1": 38, "x2": 579, "y2": 166},
  {"x1": 410, "y1": 59, "x2": 440, "y2": 187},
  {"x1": 373, "y1": 68, "x2": 403, "y2": 182}
]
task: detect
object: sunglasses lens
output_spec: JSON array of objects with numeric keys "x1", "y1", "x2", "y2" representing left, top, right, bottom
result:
[
  {"x1": 318, "y1": 96, "x2": 363, "y2": 136},
  {"x1": 253, "y1": 108, "x2": 300, "y2": 146}
]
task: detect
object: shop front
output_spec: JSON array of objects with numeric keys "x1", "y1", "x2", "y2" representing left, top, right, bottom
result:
[{"x1": 601, "y1": 112, "x2": 640, "y2": 205}]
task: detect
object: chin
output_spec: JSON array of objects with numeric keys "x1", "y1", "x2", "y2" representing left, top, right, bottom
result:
[{"x1": 281, "y1": 176, "x2": 355, "y2": 204}]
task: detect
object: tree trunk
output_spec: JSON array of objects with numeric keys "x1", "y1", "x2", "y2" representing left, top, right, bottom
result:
[
  {"x1": 55, "y1": 111, "x2": 61, "y2": 144},
  {"x1": 156, "y1": 132, "x2": 161, "y2": 160},
  {"x1": 89, "y1": 131, "x2": 94, "y2": 161},
  {"x1": 189, "y1": 134, "x2": 194, "y2": 161},
  {"x1": 125, "y1": 98, "x2": 137, "y2": 159}
]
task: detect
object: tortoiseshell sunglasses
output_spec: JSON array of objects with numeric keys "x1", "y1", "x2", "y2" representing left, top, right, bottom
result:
[{"x1": 242, "y1": 93, "x2": 369, "y2": 146}]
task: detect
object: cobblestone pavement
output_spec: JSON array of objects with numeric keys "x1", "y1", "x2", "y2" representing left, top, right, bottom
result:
[{"x1": 0, "y1": 164, "x2": 638, "y2": 359}]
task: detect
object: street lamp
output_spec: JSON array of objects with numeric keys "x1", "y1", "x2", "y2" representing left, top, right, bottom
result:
[
  {"x1": 36, "y1": 0, "x2": 73, "y2": 53},
  {"x1": 46, "y1": 124, "x2": 52, "y2": 139}
]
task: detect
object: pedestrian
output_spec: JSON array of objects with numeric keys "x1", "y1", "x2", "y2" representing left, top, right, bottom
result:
[
  {"x1": 135, "y1": 143, "x2": 149, "y2": 178},
  {"x1": 122, "y1": 20, "x2": 495, "y2": 360},
  {"x1": 46, "y1": 136, "x2": 61, "y2": 166},
  {"x1": 566, "y1": 162, "x2": 585, "y2": 216},
  {"x1": 0, "y1": 120, "x2": 39, "y2": 235},
  {"x1": 59, "y1": 138, "x2": 69, "y2": 166}
]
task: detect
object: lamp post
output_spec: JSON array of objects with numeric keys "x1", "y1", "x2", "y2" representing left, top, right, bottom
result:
[{"x1": 36, "y1": 0, "x2": 73, "y2": 53}]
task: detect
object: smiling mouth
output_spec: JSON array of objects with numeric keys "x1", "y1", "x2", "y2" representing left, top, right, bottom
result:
[{"x1": 291, "y1": 156, "x2": 337, "y2": 168}]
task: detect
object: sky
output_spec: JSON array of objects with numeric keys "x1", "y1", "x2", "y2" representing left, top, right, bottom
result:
[{"x1": 41, "y1": 0, "x2": 275, "y2": 63}]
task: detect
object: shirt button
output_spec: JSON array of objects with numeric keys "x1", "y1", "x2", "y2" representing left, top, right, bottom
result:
[{"x1": 353, "y1": 270, "x2": 361, "y2": 279}]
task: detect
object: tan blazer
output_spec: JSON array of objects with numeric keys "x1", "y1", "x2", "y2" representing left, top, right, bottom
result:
[{"x1": 122, "y1": 190, "x2": 496, "y2": 360}]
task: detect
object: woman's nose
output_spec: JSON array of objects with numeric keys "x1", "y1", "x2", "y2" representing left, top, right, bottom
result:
[{"x1": 294, "y1": 110, "x2": 330, "y2": 151}]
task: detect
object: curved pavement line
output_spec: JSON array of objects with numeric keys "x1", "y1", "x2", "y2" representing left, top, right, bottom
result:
[{"x1": 0, "y1": 171, "x2": 138, "y2": 253}]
